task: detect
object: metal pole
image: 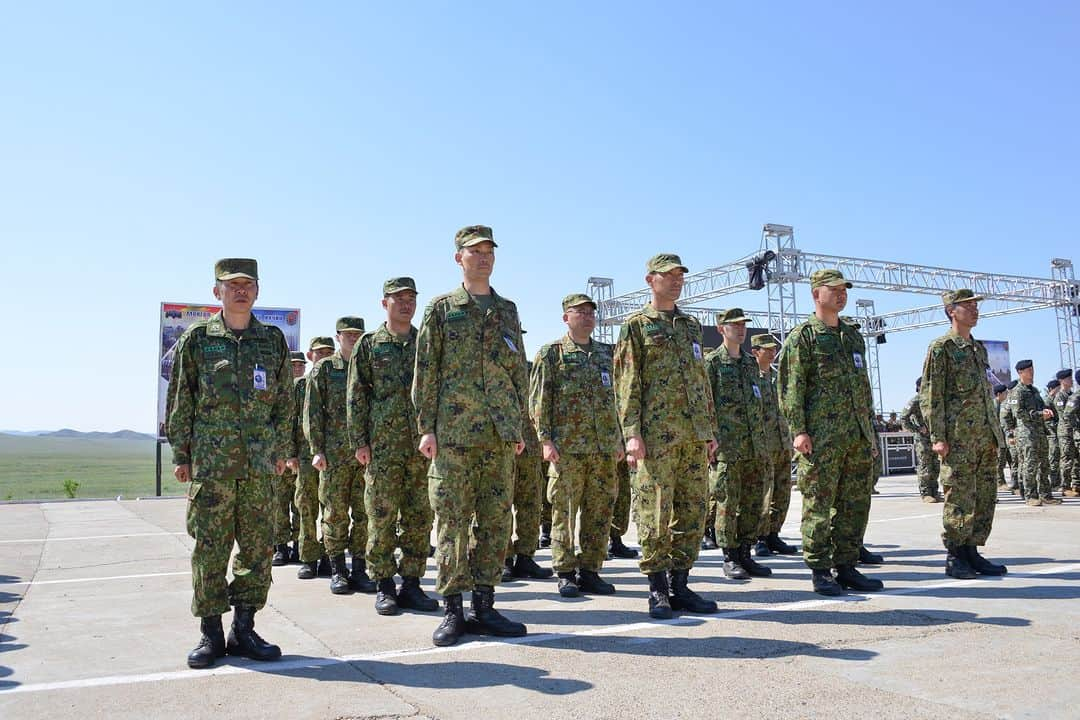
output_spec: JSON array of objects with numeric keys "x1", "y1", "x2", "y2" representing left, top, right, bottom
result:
[{"x1": 155, "y1": 440, "x2": 162, "y2": 497}]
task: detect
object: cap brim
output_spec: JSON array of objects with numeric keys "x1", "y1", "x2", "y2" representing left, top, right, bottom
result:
[
  {"x1": 290, "y1": 358, "x2": 306, "y2": 363},
  {"x1": 460, "y1": 238, "x2": 498, "y2": 248},
  {"x1": 753, "y1": 341, "x2": 779, "y2": 349},
  {"x1": 723, "y1": 317, "x2": 751, "y2": 324},
  {"x1": 956, "y1": 295, "x2": 984, "y2": 303},
  {"x1": 654, "y1": 263, "x2": 689, "y2": 273},
  {"x1": 217, "y1": 272, "x2": 257, "y2": 281},
  {"x1": 311, "y1": 343, "x2": 334, "y2": 350},
  {"x1": 337, "y1": 327, "x2": 364, "y2": 333},
  {"x1": 384, "y1": 287, "x2": 417, "y2": 295},
  {"x1": 565, "y1": 300, "x2": 598, "y2": 311},
  {"x1": 822, "y1": 279, "x2": 853, "y2": 288}
]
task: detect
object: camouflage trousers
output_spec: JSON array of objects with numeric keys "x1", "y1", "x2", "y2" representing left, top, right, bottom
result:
[
  {"x1": 507, "y1": 454, "x2": 544, "y2": 558},
  {"x1": 996, "y1": 441, "x2": 1008, "y2": 486},
  {"x1": 319, "y1": 459, "x2": 367, "y2": 557},
  {"x1": 293, "y1": 459, "x2": 323, "y2": 562},
  {"x1": 1048, "y1": 435, "x2": 1061, "y2": 489},
  {"x1": 186, "y1": 475, "x2": 272, "y2": 618},
  {"x1": 1017, "y1": 436, "x2": 1051, "y2": 499},
  {"x1": 796, "y1": 436, "x2": 874, "y2": 569},
  {"x1": 759, "y1": 447, "x2": 793, "y2": 536},
  {"x1": 914, "y1": 437, "x2": 941, "y2": 497},
  {"x1": 709, "y1": 453, "x2": 766, "y2": 548},
  {"x1": 1060, "y1": 433, "x2": 1079, "y2": 489},
  {"x1": 939, "y1": 438, "x2": 999, "y2": 546},
  {"x1": 547, "y1": 453, "x2": 618, "y2": 573},
  {"x1": 270, "y1": 472, "x2": 299, "y2": 545},
  {"x1": 429, "y1": 440, "x2": 515, "y2": 596},
  {"x1": 364, "y1": 446, "x2": 433, "y2": 580},
  {"x1": 633, "y1": 441, "x2": 709, "y2": 575},
  {"x1": 611, "y1": 458, "x2": 632, "y2": 537}
]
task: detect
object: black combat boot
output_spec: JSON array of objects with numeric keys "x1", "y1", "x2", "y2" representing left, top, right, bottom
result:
[
  {"x1": 512, "y1": 553, "x2": 554, "y2": 579},
  {"x1": 700, "y1": 526, "x2": 718, "y2": 551},
  {"x1": 739, "y1": 544, "x2": 773, "y2": 577},
  {"x1": 722, "y1": 547, "x2": 749, "y2": 580},
  {"x1": 501, "y1": 557, "x2": 515, "y2": 582},
  {"x1": 765, "y1": 532, "x2": 799, "y2": 554},
  {"x1": 329, "y1": 554, "x2": 353, "y2": 595},
  {"x1": 317, "y1": 555, "x2": 332, "y2": 578},
  {"x1": 288, "y1": 541, "x2": 300, "y2": 564},
  {"x1": 271, "y1": 544, "x2": 288, "y2": 566},
  {"x1": 811, "y1": 568, "x2": 843, "y2": 596},
  {"x1": 539, "y1": 523, "x2": 552, "y2": 549},
  {"x1": 432, "y1": 594, "x2": 466, "y2": 647},
  {"x1": 858, "y1": 545, "x2": 884, "y2": 565},
  {"x1": 835, "y1": 564, "x2": 884, "y2": 592},
  {"x1": 668, "y1": 569, "x2": 718, "y2": 614},
  {"x1": 754, "y1": 536, "x2": 772, "y2": 557},
  {"x1": 374, "y1": 578, "x2": 399, "y2": 616},
  {"x1": 577, "y1": 569, "x2": 616, "y2": 595},
  {"x1": 226, "y1": 606, "x2": 281, "y2": 661},
  {"x1": 466, "y1": 586, "x2": 527, "y2": 637},
  {"x1": 557, "y1": 571, "x2": 580, "y2": 598},
  {"x1": 428, "y1": 544, "x2": 436, "y2": 558},
  {"x1": 350, "y1": 557, "x2": 377, "y2": 593},
  {"x1": 608, "y1": 533, "x2": 639, "y2": 559},
  {"x1": 964, "y1": 546, "x2": 1007, "y2": 576},
  {"x1": 186, "y1": 615, "x2": 226, "y2": 669},
  {"x1": 647, "y1": 571, "x2": 673, "y2": 619},
  {"x1": 398, "y1": 576, "x2": 439, "y2": 611},
  {"x1": 296, "y1": 560, "x2": 318, "y2": 580},
  {"x1": 945, "y1": 545, "x2": 977, "y2": 579}
]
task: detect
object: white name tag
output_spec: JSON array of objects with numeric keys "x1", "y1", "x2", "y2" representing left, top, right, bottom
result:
[
  {"x1": 752, "y1": 384, "x2": 761, "y2": 398},
  {"x1": 853, "y1": 352, "x2": 864, "y2": 369},
  {"x1": 601, "y1": 370, "x2": 612, "y2": 387},
  {"x1": 692, "y1": 342, "x2": 702, "y2": 360},
  {"x1": 253, "y1": 364, "x2": 268, "y2": 390},
  {"x1": 504, "y1": 335, "x2": 518, "y2": 353}
]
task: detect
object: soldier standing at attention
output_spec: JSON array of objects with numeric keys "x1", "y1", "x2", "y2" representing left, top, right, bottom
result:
[
  {"x1": 778, "y1": 269, "x2": 883, "y2": 596},
  {"x1": 413, "y1": 225, "x2": 529, "y2": 647},
  {"x1": 270, "y1": 351, "x2": 308, "y2": 566},
  {"x1": 305, "y1": 317, "x2": 377, "y2": 595},
  {"x1": 750, "y1": 333, "x2": 799, "y2": 558},
  {"x1": 530, "y1": 293, "x2": 622, "y2": 598},
  {"x1": 291, "y1": 337, "x2": 335, "y2": 579},
  {"x1": 900, "y1": 377, "x2": 942, "y2": 503},
  {"x1": 919, "y1": 288, "x2": 1009, "y2": 578},
  {"x1": 1044, "y1": 379, "x2": 1062, "y2": 491},
  {"x1": 1012, "y1": 359, "x2": 1060, "y2": 506},
  {"x1": 1062, "y1": 372, "x2": 1080, "y2": 497},
  {"x1": 614, "y1": 253, "x2": 719, "y2": 619},
  {"x1": 992, "y1": 384, "x2": 1010, "y2": 490},
  {"x1": 167, "y1": 258, "x2": 293, "y2": 669},
  {"x1": 1001, "y1": 379, "x2": 1022, "y2": 495},
  {"x1": 705, "y1": 308, "x2": 771, "y2": 580},
  {"x1": 348, "y1": 278, "x2": 439, "y2": 616},
  {"x1": 1054, "y1": 369, "x2": 1076, "y2": 496},
  {"x1": 608, "y1": 458, "x2": 639, "y2": 559}
]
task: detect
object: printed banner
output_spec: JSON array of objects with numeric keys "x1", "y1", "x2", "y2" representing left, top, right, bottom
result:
[{"x1": 982, "y1": 339, "x2": 1011, "y2": 386}]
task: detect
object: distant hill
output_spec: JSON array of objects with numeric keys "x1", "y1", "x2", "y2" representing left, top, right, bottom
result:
[{"x1": 0, "y1": 429, "x2": 156, "y2": 441}]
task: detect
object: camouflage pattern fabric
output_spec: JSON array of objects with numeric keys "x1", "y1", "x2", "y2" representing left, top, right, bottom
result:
[
  {"x1": 757, "y1": 366, "x2": 793, "y2": 536},
  {"x1": 1044, "y1": 390, "x2": 1061, "y2": 488},
  {"x1": 1000, "y1": 394, "x2": 1019, "y2": 488},
  {"x1": 508, "y1": 444, "x2": 544, "y2": 558},
  {"x1": 270, "y1": 473, "x2": 298, "y2": 545},
  {"x1": 1011, "y1": 382, "x2": 1052, "y2": 499},
  {"x1": 900, "y1": 393, "x2": 940, "y2": 496},
  {"x1": 631, "y1": 442, "x2": 710, "y2": 573},
  {"x1": 919, "y1": 330, "x2": 1006, "y2": 546},
  {"x1": 611, "y1": 458, "x2": 632, "y2": 536},
  {"x1": 547, "y1": 453, "x2": 617, "y2": 572},
  {"x1": 778, "y1": 315, "x2": 876, "y2": 569},
  {"x1": 166, "y1": 311, "x2": 292, "y2": 617},
  {"x1": 1062, "y1": 391, "x2": 1080, "y2": 490},
  {"x1": 290, "y1": 375, "x2": 323, "y2": 562}
]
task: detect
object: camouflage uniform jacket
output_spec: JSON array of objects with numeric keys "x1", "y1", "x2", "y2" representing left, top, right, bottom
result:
[
  {"x1": 1063, "y1": 391, "x2": 1080, "y2": 441},
  {"x1": 757, "y1": 366, "x2": 792, "y2": 454},
  {"x1": 304, "y1": 351, "x2": 353, "y2": 466},
  {"x1": 777, "y1": 315, "x2": 874, "y2": 445},
  {"x1": 899, "y1": 394, "x2": 929, "y2": 439},
  {"x1": 919, "y1": 331, "x2": 1005, "y2": 449},
  {"x1": 1044, "y1": 390, "x2": 1059, "y2": 436},
  {"x1": 291, "y1": 375, "x2": 312, "y2": 460},
  {"x1": 613, "y1": 303, "x2": 715, "y2": 446},
  {"x1": 1000, "y1": 392, "x2": 1016, "y2": 440},
  {"x1": 1057, "y1": 389, "x2": 1075, "y2": 440},
  {"x1": 347, "y1": 323, "x2": 419, "y2": 455},
  {"x1": 1011, "y1": 383, "x2": 1049, "y2": 441},
  {"x1": 530, "y1": 336, "x2": 621, "y2": 456},
  {"x1": 705, "y1": 344, "x2": 764, "y2": 462},
  {"x1": 412, "y1": 285, "x2": 528, "y2": 446},
  {"x1": 166, "y1": 311, "x2": 293, "y2": 477}
]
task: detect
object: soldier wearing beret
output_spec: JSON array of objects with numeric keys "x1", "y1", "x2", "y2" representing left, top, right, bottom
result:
[
  {"x1": 291, "y1": 337, "x2": 334, "y2": 579},
  {"x1": 305, "y1": 317, "x2": 377, "y2": 594},
  {"x1": 1009, "y1": 358, "x2": 1060, "y2": 505},
  {"x1": 614, "y1": 253, "x2": 719, "y2": 618},
  {"x1": 778, "y1": 269, "x2": 883, "y2": 596},
  {"x1": 1062, "y1": 371, "x2": 1080, "y2": 496},
  {"x1": 1044, "y1": 378, "x2": 1062, "y2": 491},
  {"x1": 166, "y1": 258, "x2": 293, "y2": 668},
  {"x1": 1053, "y1": 369, "x2": 1076, "y2": 495},
  {"x1": 347, "y1": 278, "x2": 439, "y2": 616},
  {"x1": 919, "y1": 289, "x2": 1009, "y2": 578},
  {"x1": 413, "y1": 225, "x2": 529, "y2": 646},
  {"x1": 900, "y1": 377, "x2": 942, "y2": 503}
]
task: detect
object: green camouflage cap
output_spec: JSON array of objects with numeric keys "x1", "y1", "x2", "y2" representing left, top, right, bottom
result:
[
  {"x1": 942, "y1": 288, "x2": 983, "y2": 305},
  {"x1": 289, "y1": 351, "x2": 306, "y2": 363},
  {"x1": 214, "y1": 258, "x2": 258, "y2": 281},
  {"x1": 454, "y1": 225, "x2": 498, "y2": 250},
  {"x1": 309, "y1": 336, "x2": 335, "y2": 351},
  {"x1": 383, "y1": 276, "x2": 417, "y2": 295},
  {"x1": 562, "y1": 293, "x2": 597, "y2": 312},
  {"x1": 646, "y1": 253, "x2": 689, "y2": 273},
  {"x1": 750, "y1": 333, "x2": 779, "y2": 349},
  {"x1": 809, "y1": 268, "x2": 852, "y2": 289},
  {"x1": 336, "y1": 316, "x2": 365, "y2": 333},
  {"x1": 716, "y1": 307, "x2": 750, "y2": 325}
]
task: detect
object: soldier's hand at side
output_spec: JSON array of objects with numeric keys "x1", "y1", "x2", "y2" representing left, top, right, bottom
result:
[
  {"x1": 871, "y1": 444, "x2": 879, "y2": 459},
  {"x1": 312, "y1": 454, "x2": 327, "y2": 472},
  {"x1": 793, "y1": 433, "x2": 812, "y2": 456},
  {"x1": 706, "y1": 439, "x2": 718, "y2": 463},
  {"x1": 174, "y1": 464, "x2": 191, "y2": 483},
  {"x1": 626, "y1": 455, "x2": 637, "y2": 470},
  {"x1": 1042, "y1": 409, "x2": 1054, "y2": 420},
  {"x1": 419, "y1": 434, "x2": 438, "y2": 460},
  {"x1": 514, "y1": 441, "x2": 525, "y2": 456},
  {"x1": 355, "y1": 446, "x2": 371, "y2": 465},
  {"x1": 285, "y1": 458, "x2": 299, "y2": 472},
  {"x1": 542, "y1": 440, "x2": 560, "y2": 464},
  {"x1": 933, "y1": 440, "x2": 950, "y2": 459},
  {"x1": 615, "y1": 447, "x2": 625, "y2": 462},
  {"x1": 274, "y1": 459, "x2": 287, "y2": 476},
  {"x1": 626, "y1": 435, "x2": 646, "y2": 461}
]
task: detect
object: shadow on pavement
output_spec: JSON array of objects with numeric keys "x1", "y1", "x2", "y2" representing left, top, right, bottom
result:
[
  {"x1": 530, "y1": 633, "x2": 877, "y2": 662},
  {"x1": 741, "y1": 607, "x2": 1029, "y2": 628}
]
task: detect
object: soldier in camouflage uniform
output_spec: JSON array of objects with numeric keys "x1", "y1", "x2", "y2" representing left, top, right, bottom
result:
[
  {"x1": 778, "y1": 269, "x2": 883, "y2": 596},
  {"x1": 167, "y1": 258, "x2": 291, "y2": 669},
  {"x1": 347, "y1": 277, "x2": 439, "y2": 617},
  {"x1": 614, "y1": 253, "x2": 719, "y2": 619},
  {"x1": 1044, "y1": 379, "x2": 1062, "y2": 490},
  {"x1": 269, "y1": 351, "x2": 308, "y2": 566},
  {"x1": 291, "y1": 337, "x2": 335, "y2": 579},
  {"x1": 305, "y1": 316, "x2": 377, "y2": 594},
  {"x1": 1010, "y1": 359, "x2": 1060, "y2": 505},
  {"x1": 750, "y1": 333, "x2": 799, "y2": 558},
  {"x1": 900, "y1": 377, "x2": 941, "y2": 502},
  {"x1": 530, "y1": 293, "x2": 622, "y2": 598},
  {"x1": 608, "y1": 458, "x2": 639, "y2": 558},
  {"x1": 1054, "y1": 370, "x2": 1076, "y2": 496},
  {"x1": 1001, "y1": 380, "x2": 1021, "y2": 494},
  {"x1": 992, "y1": 384, "x2": 1009, "y2": 490},
  {"x1": 1062, "y1": 373, "x2": 1080, "y2": 496},
  {"x1": 413, "y1": 225, "x2": 529, "y2": 647},
  {"x1": 704, "y1": 308, "x2": 771, "y2": 580},
  {"x1": 919, "y1": 288, "x2": 1008, "y2": 578}
]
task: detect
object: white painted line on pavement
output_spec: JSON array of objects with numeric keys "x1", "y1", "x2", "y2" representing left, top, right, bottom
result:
[
  {"x1": 0, "y1": 571, "x2": 191, "y2": 587},
  {"x1": 0, "y1": 531, "x2": 186, "y2": 544}
]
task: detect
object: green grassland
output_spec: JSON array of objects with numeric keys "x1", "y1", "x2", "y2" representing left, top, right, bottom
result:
[{"x1": 0, "y1": 435, "x2": 186, "y2": 501}]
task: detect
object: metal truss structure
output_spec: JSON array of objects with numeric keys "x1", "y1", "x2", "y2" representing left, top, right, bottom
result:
[{"x1": 588, "y1": 224, "x2": 1080, "y2": 412}]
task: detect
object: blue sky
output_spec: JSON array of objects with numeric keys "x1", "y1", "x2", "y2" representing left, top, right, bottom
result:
[{"x1": 2, "y1": 3, "x2": 1078, "y2": 431}]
